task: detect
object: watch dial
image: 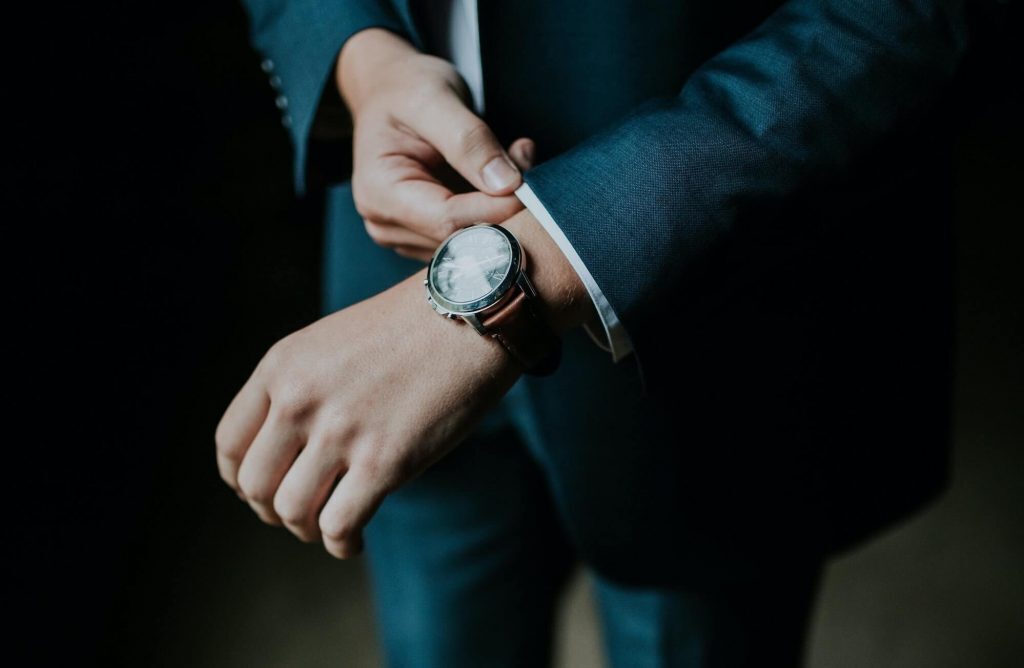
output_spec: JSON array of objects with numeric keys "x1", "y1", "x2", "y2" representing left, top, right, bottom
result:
[{"x1": 431, "y1": 226, "x2": 513, "y2": 304}]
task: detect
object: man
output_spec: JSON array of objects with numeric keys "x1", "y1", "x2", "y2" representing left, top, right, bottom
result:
[{"x1": 217, "y1": 0, "x2": 968, "y2": 665}]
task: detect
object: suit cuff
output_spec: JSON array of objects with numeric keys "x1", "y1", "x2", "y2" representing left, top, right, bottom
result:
[{"x1": 515, "y1": 182, "x2": 633, "y2": 362}]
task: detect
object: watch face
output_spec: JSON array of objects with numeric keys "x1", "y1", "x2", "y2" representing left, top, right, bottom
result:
[{"x1": 429, "y1": 225, "x2": 515, "y2": 308}]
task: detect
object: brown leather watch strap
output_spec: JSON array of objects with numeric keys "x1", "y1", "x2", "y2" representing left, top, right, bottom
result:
[{"x1": 480, "y1": 288, "x2": 561, "y2": 376}]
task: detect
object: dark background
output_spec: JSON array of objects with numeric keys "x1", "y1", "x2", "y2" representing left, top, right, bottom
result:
[{"x1": 14, "y1": 1, "x2": 1022, "y2": 665}]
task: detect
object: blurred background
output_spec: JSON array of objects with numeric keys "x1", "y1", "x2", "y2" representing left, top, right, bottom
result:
[{"x1": 14, "y1": 1, "x2": 1021, "y2": 665}]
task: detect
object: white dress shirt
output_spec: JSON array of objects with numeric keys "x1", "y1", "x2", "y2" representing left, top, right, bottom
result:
[{"x1": 445, "y1": 0, "x2": 633, "y2": 362}]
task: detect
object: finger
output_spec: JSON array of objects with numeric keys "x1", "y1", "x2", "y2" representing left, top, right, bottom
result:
[
  {"x1": 215, "y1": 374, "x2": 270, "y2": 493},
  {"x1": 384, "y1": 180, "x2": 523, "y2": 241},
  {"x1": 393, "y1": 245, "x2": 435, "y2": 263},
  {"x1": 413, "y1": 92, "x2": 522, "y2": 195},
  {"x1": 441, "y1": 190, "x2": 524, "y2": 229},
  {"x1": 319, "y1": 463, "x2": 389, "y2": 559},
  {"x1": 363, "y1": 219, "x2": 440, "y2": 251},
  {"x1": 274, "y1": 436, "x2": 348, "y2": 543},
  {"x1": 236, "y1": 409, "x2": 304, "y2": 526},
  {"x1": 507, "y1": 137, "x2": 536, "y2": 171}
]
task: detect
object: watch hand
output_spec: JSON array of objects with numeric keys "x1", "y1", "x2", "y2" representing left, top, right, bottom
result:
[{"x1": 471, "y1": 256, "x2": 506, "y2": 269}]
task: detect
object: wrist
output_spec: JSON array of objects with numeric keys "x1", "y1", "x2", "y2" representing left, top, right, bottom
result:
[
  {"x1": 420, "y1": 217, "x2": 586, "y2": 376},
  {"x1": 336, "y1": 28, "x2": 418, "y2": 119},
  {"x1": 402, "y1": 269, "x2": 518, "y2": 374},
  {"x1": 500, "y1": 210, "x2": 596, "y2": 336}
]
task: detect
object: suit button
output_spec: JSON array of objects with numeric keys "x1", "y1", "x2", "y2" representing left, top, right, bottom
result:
[
  {"x1": 269, "y1": 74, "x2": 281, "y2": 89},
  {"x1": 275, "y1": 95, "x2": 288, "y2": 110},
  {"x1": 260, "y1": 58, "x2": 274, "y2": 73},
  {"x1": 281, "y1": 114, "x2": 293, "y2": 128}
]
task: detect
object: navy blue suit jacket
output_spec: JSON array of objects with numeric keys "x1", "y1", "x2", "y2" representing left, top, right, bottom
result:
[{"x1": 240, "y1": 0, "x2": 968, "y2": 586}]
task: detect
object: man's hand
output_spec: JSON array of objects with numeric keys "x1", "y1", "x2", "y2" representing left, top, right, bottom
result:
[
  {"x1": 216, "y1": 211, "x2": 592, "y2": 558},
  {"x1": 338, "y1": 28, "x2": 534, "y2": 262},
  {"x1": 216, "y1": 270, "x2": 518, "y2": 557}
]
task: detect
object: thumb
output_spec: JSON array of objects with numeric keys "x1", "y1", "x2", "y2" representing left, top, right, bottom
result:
[{"x1": 414, "y1": 92, "x2": 522, "y2": 196}]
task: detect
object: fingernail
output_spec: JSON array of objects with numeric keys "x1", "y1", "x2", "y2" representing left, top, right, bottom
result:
[{"x1": 482, "y1": 156, "x2": 519, "y2": 191}]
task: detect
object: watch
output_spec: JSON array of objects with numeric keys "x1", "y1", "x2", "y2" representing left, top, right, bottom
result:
[{"x1": 425, "y1": 224, "x2": 562, "y2": 376}]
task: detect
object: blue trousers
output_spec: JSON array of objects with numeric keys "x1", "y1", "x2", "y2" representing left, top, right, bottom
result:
[
  {"x1": 322, "y1": 185, "x2": 821, "y2": 667},
  {"x1": 361, "y1": 382, "x2": 821, "y2": 668}
]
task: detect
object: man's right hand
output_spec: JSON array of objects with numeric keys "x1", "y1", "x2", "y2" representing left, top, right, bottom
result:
[{"x1": 336, "y1": 28, "x2": 534, "y2": 262}]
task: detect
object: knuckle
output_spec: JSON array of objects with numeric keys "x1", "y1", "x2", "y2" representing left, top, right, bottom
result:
[
  {"x1": 325, "y1": 539, "x2": 358, "y2": 559},
  {"x1": 353, "y1": 443, "x2": 403, "y2": 492},
  {"x1": 254, "y1": 508, "x2": 282, "y2": 527},
  {"x1": 316, "y1": 421, "x2": 358, "y2": 450},
  {"x1": 318, "y1": 512, "x2": 354, "y2": 543},
  {"x1": 259, "y1": 336, "x2": 292, "y2": 374},
  {"x1": 237, "y1": 476, "x2": 272, "y2": 506},
  {"x1": 362, "y1": 220, "x2": 391, "y2": 247},
  {"x1": 272, "y1": 491, "x2": 303, "y2": 526},
  {"x1": 218, "y1": 466, "x2": 239, "y2": 489},
  {"x1": 443, "y1": 73, "x2": 471, "y2": 102},
  {"x1": 273, "y1": 381, "x2": 314, "y2": 422},
  {"x1": 276, "y1": 504, "x2": 315, "y2": 540},
  {"x1": 435, "y1": 214, "x2": 460, "y2": 240},
  {"x1": 294, "y1": 530, "x2": 319, "y2": 544},
  {"x1": 352, "y1": 440, "x2": 386, "y2": 479},
  {"x1": 352, "y1": 197, "x2": 371, "y2": 220},
  {"x1": 275, "y1": 397, "x2": 309, "y2": 423},
  {"x1": 214, "y1": 426, "x2": 237, "y2": 458},
  {"x1": 350, "y1": 179, "x2": 380, "y2": 221},
  {"x1": 455, "y1": 121, "x2": 494, "y2": 157}
]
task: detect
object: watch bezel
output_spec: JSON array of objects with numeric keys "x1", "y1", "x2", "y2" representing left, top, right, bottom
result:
[{"x1": 426, "y1": 224, "x2": 523, "y2": 316}]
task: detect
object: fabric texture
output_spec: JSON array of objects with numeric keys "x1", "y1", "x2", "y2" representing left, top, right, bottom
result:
[
  {"x1": 353, "y1": 352, "x2": 822, "y2": 668},
  {"x1": 517, "y1": 0, "x2": 967, "y2": 387}
]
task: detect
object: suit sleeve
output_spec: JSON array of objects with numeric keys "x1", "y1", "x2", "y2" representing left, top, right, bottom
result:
[
  {"x1": 521, "y1": 0, "x2": 969, "y2": 378},
  {"x1": 239, "y1": 0, "x2": 412, "y2": 196}
]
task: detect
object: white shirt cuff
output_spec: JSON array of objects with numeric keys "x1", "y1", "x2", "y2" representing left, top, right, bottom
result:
[{"x1": 514, "y1": 182, "x2": 634, "y2": 362}]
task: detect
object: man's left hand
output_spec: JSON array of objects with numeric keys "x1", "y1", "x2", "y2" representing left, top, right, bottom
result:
[
  {"x1": 214, "y1": 266, "x2": 521, "y2": 557},
  {"x1": 215, "y1": 210, "x2": 592, "y2": 558}
]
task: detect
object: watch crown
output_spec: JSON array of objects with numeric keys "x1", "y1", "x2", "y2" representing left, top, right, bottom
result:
[
  {"x1": 426, "y1": 294, "x2": 449, "y2": 316},
  {"x1": 423, "y1": 278, "x2": 428, "y2": 285}
]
